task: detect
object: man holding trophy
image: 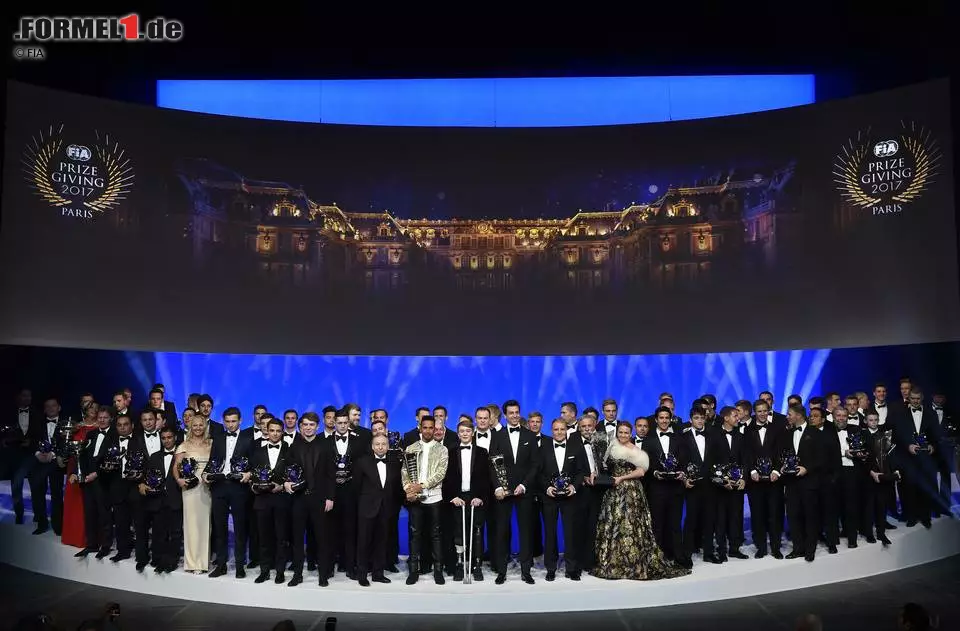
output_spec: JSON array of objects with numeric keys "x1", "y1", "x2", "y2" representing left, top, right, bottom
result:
[
  {"x1": 206, "y1": 407, "x2": 255, "y2": 580},
  {"x1": 537, "y1": 419, "x2": 586, "y2": 581},
  {"x1": 744, "y1": 399, "x2": 785, "y2": 559},
  {"x1": 895, "y1": 387, "x2": 942, "y2": 528},
  {"x1": 138, "y1": 426, "x2": 182, "y2": 573},
  {"x1": 777, "y1": 405, "x2": 825, "y2": 562},
  {"x1": 642, "y1": 406, "x2": 686, "y2": 564},
  {"x1": 401, "y1": 415, "x2": 448, "y2": 585}
]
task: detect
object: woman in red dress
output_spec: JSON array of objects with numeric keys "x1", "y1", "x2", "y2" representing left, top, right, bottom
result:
[{"x1": 61, "y1": 403, "x2": 100, "y2": 549}]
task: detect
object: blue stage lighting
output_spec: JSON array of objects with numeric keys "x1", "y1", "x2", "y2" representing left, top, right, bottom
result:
[{"x1": 156, "y1": 75, "x2": 815, "y2": 126}]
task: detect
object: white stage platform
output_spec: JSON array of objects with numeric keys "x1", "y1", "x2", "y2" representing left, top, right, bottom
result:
[{"x1": 2, "y1": 487, "x2": 960, "y2": 614}]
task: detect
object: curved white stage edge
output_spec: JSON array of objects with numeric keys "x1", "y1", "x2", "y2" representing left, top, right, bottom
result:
[{"x1": 2, "y1": 513, "x2": 959, "y2": 615}]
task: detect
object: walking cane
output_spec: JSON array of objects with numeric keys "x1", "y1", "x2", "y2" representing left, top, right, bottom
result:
[
  {"x1": 464, "y1": 503, "x2": 475, "y2": 584},
  {"x1": 460, "y1": 502, "x2": 468, "y2": 583}
]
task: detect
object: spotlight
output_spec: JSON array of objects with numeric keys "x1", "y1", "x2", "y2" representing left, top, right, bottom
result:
[{"x1": 648, "y1": 184, "x2": 658, "y2": 194}]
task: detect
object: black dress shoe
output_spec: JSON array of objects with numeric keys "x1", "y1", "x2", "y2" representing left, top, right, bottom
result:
[
  {"x1": 406, "y1": 573, "x2": 419, "y2": 585},
  {"x1": 372, "y1": 574, "x2": 391, "y2": 584},
  {"x1": 717, "y1": 554, "x2": 728, "y2": 563},
  {"x1": 110, "y1": 553, "x2": 130, "y2": 563},
  {"x1": 209, "y1": 565, "x2": 227, "y2": 578},
  {"x1": 236, "y1": 567, "x2": 246, "y2": 579},
  {"x1": 96, "y1": 549, "x2": 111, "y2": 560},
  {"x1": 346, "y1": 571, "x2": 357, "y2": 581},
  {"x1": 785, "y1": 550, "x2": 804, "y2": 560},
  {"x1": 675, "y1": 557, "x2": 693, "y2": 569},
  {"x1": 805, "y1": 553, "x2": 815, "y2": 562},
  {"x1": 703, "y1": 554, "x2": 723, "y2": 564},
  {"x1": 754, "y1": 550, "x2": 767, "y2": 559},
  {"x1": 866, "y1": 535, "x2": 877, "y2": 543},
  {"x1": 75, "y1": 548, "x2": 95, "y2": 558},
  {"x1": 318, "y1": 577, "x2": 329, "y2": 587},
  {"x1": 32, "y1": 526, "x2": 49, "y2": 535},
  {"x1": 434, "y1": 570, "x2": 445, "y2": 585},
  {"x1": 921, "y1": 519, "x2": 932, "y2": 529},
  {"x1": 358, "y1": 576, "x2": 370, "y2": 587},
  {"x1": 545, "y1": 570, "x2": 556, "y2": 582},
  {"x1": 848, "y1": 541, "x2": 858, "y2": 549},
  {"x1": 246, "y1": 560, "x2": 259, "y2": 569},
  {"x1": 154, "y1": 566, "x2": 164, "y2": 575},
  {"x1": 728, "y1": 550, "x2": 748, "y2": 559},
  {"x1": 453, "y1": 567, "x2": 464, "y2": 582},
  {"x1": 565, "y1": 572, "x2": 581, "y2": 581},
  {"x1": 827, "y1": 545, "x2": 838, "y2": 554},
  {"x1": 274, "y1": 573, "x2": 285, "y2": 584},
  {"x1": 771, "y1": 550, "x2": 783, "y2": 559},
  {"x1": 472, "y1": 568, "x2": 484, "y2": 581},
  {"x1": 255, "y1": 572, "x2": 270, "y2": 584},
  {"x1": 14, "y1": 514, "x2": 24, "y2": 525},
  {"x1": 906, "y1": 520, "x2": 918, "y2": 527},
  {"x1": 878, "y1": 534, "x2": 892, "y2": 546},
  {"x1": 495, "y1": 572, "x2": 506, "y2": 585},
  {"x1": 521, "y1": 573, "x2": 535, "y2": 585},
  {"x1": 288, "y1": 574, "x2": 303, "y2": 587}
]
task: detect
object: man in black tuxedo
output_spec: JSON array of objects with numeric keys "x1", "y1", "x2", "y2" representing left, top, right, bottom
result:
[
  {"x1": 568, "y1": 414, "x2": 607, "y2": 572},
  {"x1": 251, "y1": 417, "x2": 293, "y2": 584},
  {"x1": 344, "y1": 403, "x2": 373, "y2": 448},
  {"x1": 356, "y1": 434, "x2": 402, "y2": 586},
  {"x1": 286, "y1": 411, "x2": 336, "y2": 587},
  {"x1": 327, "y1": 408, "x2": 366, "y2": 580},
  {"x1": 895, "y1": 388, "x2": 942, "y2": 528},
  {"x1": 488, "y1": 399, "x2": 539, "y2": 585},
  {"x1": 147, "y1": 388, "x2": 179, "y2": 433},
  {"x1": 744, "y1": 399, "x2": 785, "y2": 559},
  {"x1": 28, "y1": 397, "x2": 66, "y2": 535},
  {"x1": 151, "y1": 383, "x2": 179, "y2": 422},
  {"x1": 207, "y1": 407, "x2": 255, "y2": 580},
  {"x1": 861, "y1": 412, "x2": 895, "y2": 545},
  {"x1": 710, "y1": 406, "x2": 748, "y2": 561},
  {"x1": 778, "y1": 405, "x2": 825, "y2": 562},
  {"x1": 371, "y1": 415, "x2": 402, "y2": 572},
  {"x1": 930, "y1": 390, "x2": 954, "y2": 517},
  {"x1": 241, "y1": 406, "x2": 268, "y2": 569},
  {"x1": 810, "y1": 408, "x2": 840, "y2": 554},
  {"x1": 538, "y1": 418, "x2": 586, "y2": 581},
  {"x1": 127, "y1": 409, "x2": 164, "y2": 572},
  {"x1": 102, "y1": 414, "x2": 142, "y2": 563},
  {"x1": 196, "y1": 394, "x2": 225, "y2": 438},
  {"x1": 525, "y1": 413, "x2": 546, "y2": 562},
  {"x1": 137, "y1": 426, "x2": 182, "y2": 573},
  {"x1": 76, "y1": 406, "x2": 115, "y2": 558},
  {"x1": 443, "y1": 419, "x2": 490, "y2": 582},
  {"x1": 642, "y1": 406, "x2": 686, "y2": 563},
  {"x1": 678, "y1": 407, "x2": 717, "y2": 566},
  {"x1": 758, "y1": 391, "x2": 789, "y2": 429},
  {"x1": 4, "y1": 388, "x2": 39, "y2": 525},
  {"x1": 831, "y1": 407, "x2": 868, "y2": 548}
]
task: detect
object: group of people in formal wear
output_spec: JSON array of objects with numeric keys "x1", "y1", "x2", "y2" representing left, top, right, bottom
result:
[{"x1": 1, "y1": 378, "x2": 955, "y2": 589}]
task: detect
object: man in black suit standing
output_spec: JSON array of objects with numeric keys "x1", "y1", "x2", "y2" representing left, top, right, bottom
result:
[
  {"x1": 28, "y1": 397, "x2": 66, "y2": 535},
  {"x1": 102, "y1": 414, "x2": 142, "y2": 563},
  {"x1": 567, "y1": 414, "x2": 607, "y2": 573},
  {"x1": 710, "y1": 406, "x2": 748, "y2": 561},
  {"x1": 151, "y1": 383, "x2": 179, "y2": 422},
  {"x1": 251, "y1": 417, "x2": 293, "y2": 585},
  {"x1": 744, "y1": 398, "x2": 785, "y2": 559},
  {"x1": 538, "y1": 418, "x2": 586, "y2": 581},
  {"x1": 196, "y1": 395, "x2": 225, "y2": 438},
  {"x1": 344, "y1": 403, "x2": 373, "y2": 448},
  {"x1": 327, "y1": 408, "x2": 366, "y2": 580},
  {"x1": 4, "y1": 388, "x2": 39, "y2": 525},
  {"x1": 207, "y1": 407, "x2": 255, "y2": 580},
  {"x1": 642, "y1": 406, "x2": 686, "y2": 563},
  {"x1": 678, "y1": 407, "x2": 716, "y2": 566},
  {"x1": 488, "y1": 399, "x2": 539, "y2": 585},
  {"x1": 443, "y1": 419, "x2": 490, "y2": 582},
  {"x1": 759, "y1": 391, "x2": 789, "y2": 429},
  {"x1": 355, "y1": 434, "x2": 402, "y2": 586},
  {"x1": 137, "y1": 426, "x2": 182, "y2": 573},
  {"x1": 779, "y1": 404, "x2": 825, "y2": 562},
  {"x1": 896, "y1": 387, "x2": 942, "y2": 528},
  {"x1": 286, "y1": 411, "x2": 336, "y2": 587},
  {"x1": 147, "y1": 388, "x2": 179, "y2": 433}
]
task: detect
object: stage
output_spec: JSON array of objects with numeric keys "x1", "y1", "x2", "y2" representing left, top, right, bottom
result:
[{"x1": 2, "y1": 484, "x2": 960, "y2": 615}]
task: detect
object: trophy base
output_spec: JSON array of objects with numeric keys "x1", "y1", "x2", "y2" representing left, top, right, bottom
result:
[
  {"x1": 335, "y1": 477, "x2": 353, "y2": 486},
  {"x1": 757, "y1": 475, "x2": 772, "y2": 481},
  {"x1": 288, "y1": 483, "x2": 305, "y2": 493},
  {"x1": 183, "y1": 478, "x2": 199, "y2": 490},
  {"x1": 144, "y1": 489, "x2": 165, "y2": 496},
  {"x1": 206, "y1": 473, "x2": 226, "y2": 483},
  {"x1": 659, "y1": 472, "x2": 683, "y2": 480},
  {"x1": 122, "y1": 472, "x2": 143, "y2": 481},
  {"x1": 226, "y1": 473, "x2": 246, "y2": 481},
  {"x1": 251, "y1": 482, "x2": 274, "y2": 493},
  {"x1": 781, "y1": 469, "x2": 799, "y2": 476}
]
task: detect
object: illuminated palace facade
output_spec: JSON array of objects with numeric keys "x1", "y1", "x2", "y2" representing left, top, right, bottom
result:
[{"x1": 172, "y1": 160, "x2": 799, "y2": 294}]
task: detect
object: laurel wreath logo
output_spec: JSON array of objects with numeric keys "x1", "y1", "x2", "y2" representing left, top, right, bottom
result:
[
  {"x1": 833, "y1": 122, "x2": 940, "y2": 210},
  {"x1": 22, "y1": 125, "x2": 135, "y2": 213}
]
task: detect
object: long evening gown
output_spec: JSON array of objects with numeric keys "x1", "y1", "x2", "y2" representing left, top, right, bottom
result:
[
  {"x1": 61, "y1": 423, "x2": 97, "y2": 548},
  {"x1": 593, "y1": 442, "x2": 691, "y2": 580},
  {"x1": 176, "y1": 439, "x2": 212, "y2": 571}
]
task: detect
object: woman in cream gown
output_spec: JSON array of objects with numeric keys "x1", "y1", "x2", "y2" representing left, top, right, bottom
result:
[{"x1": 173, "y1": 416, "x2": 212, "y2": 573}]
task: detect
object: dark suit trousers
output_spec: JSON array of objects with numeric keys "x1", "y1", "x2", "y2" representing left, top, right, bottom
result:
[
  {"x1": 330, "y1": 483, "x2": 358, "y2": 573},
  {"x1": 357, "y1": 508, "x2": 389, "y2": 576},
  {"x1": 863, "y1": 479, "x2": 892, "y2": 535},
  {"x1": 649, "y1": 481, "x2": 684, "y2": 560},
  {"x1": 408, "y1": 501, "x2": 443, "y2": 572},
  {"x1": 440, "y1": 501, "x2": 457, "y2": 572},
  {"x1": 785, "y1": 483, "x2": 820, "y2": 556},
  {"x1": 256, "y1": 499, "x2": 290, "y2": 574},
  {"x1": 452, "y1": 494, "x2": 485, "y2": 570},
  {"x1": 151, "y1": 507, "x2": 182, "y2": 568},
  {"x1": 575, "y1": 485, "x2": 603, "y2": 570},
  {"x1": 530, "y1": 494, "x2": 544, "y2": 558},
  {"x1": 132, "y1": 498, "x2": 155, "y2": 564},
  {"x1": 112, "y1": 497, "x2": 133, "y2": 555},
  {"x1": 29, "y1": 460, "x2": 64, "y2": 532},
  {"x1": 494, "y1": 494, "x2": 533, "y2": 572},
  {"x1": 542, "y1": 497, "x2": 577, "y2": 572},
  {"x1": 837, "y1": 467, "x2": 863, "y2": 543},
  {"x1": 291, "y1": 493, "x2": 325, "y2": 574},
  {"x1": 681, "y1": 482, "x2": 715, "y2": 559},
  {"x1": 246, "y1": 492, "x2": 259, "y2": 565},
  {"x1": 747, "y1": 481, "x2": 783, "y2": 552},
  {"x1": 212, "y1": 485, "x2": 249, "y2": 566},
  {"x1": 901, "y1": 454, "x2": 937, "y2": 522},
  {"x1": 82, "y1": 480, "x2": 112, "y2": 551},
  {"x1": 387, "y1": 504, "x2": 401, "y2": 565},
  {"x1": 819, "y1": 474, "x2": 840, "y2": 545},
  {"x1": 938, "y1": 444, "x2": 955, "y2": 512}
]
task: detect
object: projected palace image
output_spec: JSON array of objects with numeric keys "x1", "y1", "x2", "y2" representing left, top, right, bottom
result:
[{"x1": 171, "y1": 159, "x2": 798, "y2": 294}]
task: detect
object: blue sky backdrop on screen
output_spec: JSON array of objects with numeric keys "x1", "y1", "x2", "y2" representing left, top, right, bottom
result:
[
  {"x1": 131, "y1": 349, "x2": 831, "y2": 430},
  {"x1": 155, "y1": 75, "x2": 816, "y2": 126}
]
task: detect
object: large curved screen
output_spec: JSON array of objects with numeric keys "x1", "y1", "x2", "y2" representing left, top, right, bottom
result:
[{"x1": 1, "y1": 79, "x2": 957, "y2": 356}]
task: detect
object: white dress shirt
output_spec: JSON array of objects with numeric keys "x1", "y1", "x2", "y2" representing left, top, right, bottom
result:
[
  {"x1": 933, "y1": 406, "x2": 944, "y2": 424},
  {"x1": 583, "y1": 439, "x2": 598, "y2": 475},
  {"x1": 553, "y1": 441, "x2": 567, "y2": 472},
  {"x1": 875, "y1": 402, "x2": 888, "y2": 425},
  {"x1": 459, "y1": 444, "x2": 472, "y2": 492},
  {"x1": 693, "y1": 430, "x2": 706, "y2": 461},
  {"x1": 45, "y1": 418, "x2": 58, "y2": 441},
  {"x1": 757, "y1": 424, "x2": 768, "y2": 446},
  {"x1": 283, "y1": 431, "x2": 296, "y2": 446},
  {"x1": 142, "y1": 430, "x2": 161, "y2": 456},
  {"x1": 911, "y1": 407, "x2": 923, "y2": 434},
  {"x1": 92, "y1": 431, "x2": 106, "y2": 458},
  {"x1": 474, "y1": 430, "x2": 492, "y2": 451},
  {"x1": 253, "y1": 429, "x2": 264, "y2": 442},
  {"x1": 657, "y1": 429, "x2": 672, "y2": 454},
  {"x1": 18, "y1": 409, "x2": 30, "y2": 435},
  {"x1": 376, "y1": 456, "x2": 387, "y2": 488},
  {"x1": 566, "y1": 425, "x2": 578, "y2": 438},
  {"x1": 602, "y1": 420, "x2": 617, "y2": 434},
  {"x1": 837, "y1": 428, "x2": 854, "y2": 467},
  {"x1": 266, "y1": 441, "x2": 281, "y2": 469},
  {"x1": 507, "y1": 425, "x2": 521, "y2": 460},
  {"x1": 793, "y1": 422, "x2": 806, "y2": 453},
  {"x1": 225, "y1": 432, "x2": 239, "y2": 462},
  {"x1": 163, "y1": 450, "x2": 175, "y2": 475}
]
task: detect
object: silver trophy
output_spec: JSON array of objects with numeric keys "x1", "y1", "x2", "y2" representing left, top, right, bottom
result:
[
  {"x1": 489, "y1": 453, "x2": 513, "y2": 497},
  {"x1": 402, "y1": 447, "x2": 427, "y2": 501}
]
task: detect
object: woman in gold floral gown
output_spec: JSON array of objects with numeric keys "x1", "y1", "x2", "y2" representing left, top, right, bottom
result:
[{"x1": 593, "y1": 422, "x2": 691, "y2": 580}]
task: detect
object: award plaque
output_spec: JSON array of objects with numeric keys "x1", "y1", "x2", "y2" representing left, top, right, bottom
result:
[
  {"x1": 846, "y1": 432, "x2": 869, "y2": 460},
  {"x1": 780, "y1": 450, "x2": 801, "y2": 475},
  {"x1": 178, "y1": 457, "x2": 200, "y2": 489},
  {"x1": 490, "y1": 453, "x2": 514, "y2": 497},
  {"x1": 658, "y1": 452, "x2": 682, "y2": 480},
  {"x1": 144, "y1": 469, "x2": 165, "y2": 496},
  {"x1": 914, "y1": 432, "x2": 933, "y2": 454},
  {"x1": 251, "y1": 464, "x2": 275, "y2": 493},
  {"x1": 756, "y1": 457, "x2": 774, "y2": 480},
  {"x1": 551, "y1": 472, "x2": 573, "y2": 497},
  {"x1": 101, "y1": 446, "x2": 122, "y2": 472},
  {"x1": 123, "y1": 450, "x2": 146, "y2": 480},
  {"x1": 205, "y1": 456, "x2": 226, "y2": 483},
  {"x1": 286, "y1": 463, "x2": 306, "y2": 492},
  {"x1": 227, "y1": 455, "x2": 250, "y2": 481}
]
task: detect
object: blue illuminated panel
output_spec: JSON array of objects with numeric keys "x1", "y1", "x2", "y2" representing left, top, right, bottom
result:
[{"x1": 156, "y1": 75, "x2": 815, "y2": 126}]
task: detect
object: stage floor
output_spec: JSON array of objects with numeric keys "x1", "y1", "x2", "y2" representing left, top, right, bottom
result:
[{"x1": 2, "y1": 482, "x2": 960, "y2": 616}]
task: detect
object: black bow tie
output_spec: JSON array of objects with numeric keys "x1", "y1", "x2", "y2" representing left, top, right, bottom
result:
[
  {"x1": 694, "y1": 430, "x2": 705, "y2": 436},
  {"x1": 723, "y1": 429, "x2": 735, "y2": 435},
  {"x1": 337, "y1": 435, "x2": 347, "y2": 442},
  {"x1": 226, "y1": 431, "x2": 238, "y2": 437},
  {"x1": 932, "y1": 405, "x2": 943, "y2": 411},
  {"x1": 144, "y1": 432, "x2": 157, "y2": 438},
  {"x1": 47, "y1": 418, "x2": 58, "y2": 423},
  {"x1": 555, "y1": 442, "x2": 566, "y2": 449},
  {"x1": 18, "y1": 408, "x2": 29, "y2": 413},
  {"x1": 268, "y1": 443, "x2": 280, "y2": 449},
  {"x1": 284, "y1": 433, "x2": 294, "y2": 438},
  {"x1": 476, "y1": 432, "x2": 488, "y2": 439},
  {"x1": 875, "y1": 402, "x2": 886, "y2": 408},
  {"x1": 119, "y1": 437, "x2": 129, "y2": 442},
  {"x1": 793, "y1": 426, "x2": 804, "y2": 432},
  {"x1": 509, "y1": 426, "x2": 520, "y2": 433},
  {"x1": 911, "y1": 407, "x2": 922, "y2": 413},
  {"x1": 164, "y1": 449, "x2": 175, "y2": 455},
  {"x1": 659, "y1": 431, "x2": 672, "y2": 437},
  {"x1": 605, "y1": 421, "x2": 616, "y2": 426},
  {"x1": 460, "y1": 445, "x2": 472, "y2": 450},
  {"x1": 583, "y1": 439, "x2": 592, "y2": 445},
  {"x1": 375, "y1": 456, "x2": 386, "y2": 461}
]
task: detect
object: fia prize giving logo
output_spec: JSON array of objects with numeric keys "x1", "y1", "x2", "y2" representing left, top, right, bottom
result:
[
  {"x1": 833, "y1": 121, "x2": 941, "y2": 216},
  {"x1": 23, "y1": 124, "x2": 135, "y2": 220}
]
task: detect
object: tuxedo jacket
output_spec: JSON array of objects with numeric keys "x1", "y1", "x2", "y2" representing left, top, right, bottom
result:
[
  {"x1": 356, "y1": 454, "x2": 403, "y2": 519},
  {"x1": 443, "y1": 443, "x2": 491, "y2": 502},
  {"x1": 208, "y1": 428, "x2": 258, "y2": 498},
  {"x1": 641, "y1": 429, "x2": 685, "y2": 480},
  {"x1": 488, "y1": 425, "x2": 540, "y2": 492},
  {"x1": 7, "y1": 407, "x2": 41, "y2": 451},
  {"x1": 100, "y1": 434, "x2": 147, "y2": 504},
  {"x1": 707, "y1": 427, "x2": 745, "y2": 469},
  {"x1": 677, "y1": 426, "x2": 714, "y2": 480},
  {"x1": 775, "y1": 424, "x2": 826, "y2": 489},
  {"x1": 287, "y1": 435, "x2": 336, "y2": 501},
  {"x1": 895, "y1": 406, "x2": 943, "y2": 453},
  {"x1": 742, "y1": 422, "x2": 785, "y2": 475},
  {"x1": 145, "y1": 406, "x2": 179, "y2": 432},
  {"x1": 537, "y1": 439, "x2": 586, "y2": 501},
  {"x1": 249, "y1": 440, "x2": 293, "y2": 509},
  {"x1": 434, "y1": 430, "x2": 459, "y2": 450},
  {"x1": 818, "y1": 424, "x2": 843, "y2": 476},
  {"x1": 143, "y1": 450, "x2": 182, "y2": 511}
]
